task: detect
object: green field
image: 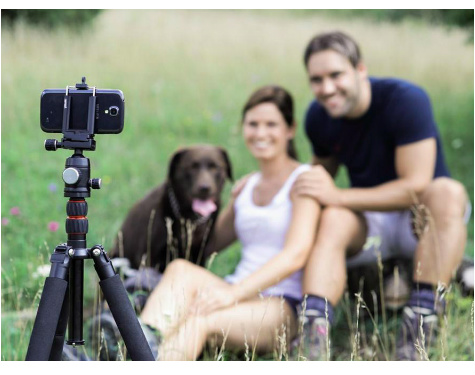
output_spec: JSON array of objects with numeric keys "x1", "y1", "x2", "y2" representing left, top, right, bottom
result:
[{"x1": 1, "y1": 10, "x2": 474, "y2": 360}]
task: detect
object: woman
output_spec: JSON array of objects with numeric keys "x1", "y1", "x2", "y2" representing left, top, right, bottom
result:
[{"x1": 139, "y1": 86, "x2": 320, "y2": 360}]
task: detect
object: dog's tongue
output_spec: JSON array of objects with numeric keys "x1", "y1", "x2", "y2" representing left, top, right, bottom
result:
[{"x1": 192, "y1": 199, "x2": 217, "y2": 217}]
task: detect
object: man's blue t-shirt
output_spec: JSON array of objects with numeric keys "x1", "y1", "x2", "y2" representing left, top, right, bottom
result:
[{"x1": 304, "y1": 77, "x2": 450, "y2": 188}]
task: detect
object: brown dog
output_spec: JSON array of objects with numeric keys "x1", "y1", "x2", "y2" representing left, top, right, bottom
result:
[{"x1": 110, "y1": 145, "x2": 232, "y2": 273}]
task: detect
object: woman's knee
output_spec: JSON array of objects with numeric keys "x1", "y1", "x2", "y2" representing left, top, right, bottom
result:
[
  {"x1": 164, "y1": 259, "x2": 200, "y2": 280},
  {"x1": 320, "y1": 206, "x2": 353, "y2": 224},
  {"x1": 318, "y1": 207, "x2": 361, "y2": 237},
  {"x1": 314, "y1": 207, "x2": 366, "y2": 253}
]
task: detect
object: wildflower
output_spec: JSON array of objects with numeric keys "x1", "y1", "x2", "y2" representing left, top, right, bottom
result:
[
  {"x1": 33, "y1": 264, "x2": 51, "y2": 279},
  {"x1": 451, "y1": 138, "x2": 463, "y2": 149},
  {"x1": 10, "y1": 207, "x2": 20, "y2": 216},
  {"x1": 2, "y1": 218, "x2": 9, "y2": 226},
  {"x1": 48, "y1": 221, "x2": 60, "y2": 232},
  {"x1": 48, "y1": 183, "x2": 58, "y2": 193}
]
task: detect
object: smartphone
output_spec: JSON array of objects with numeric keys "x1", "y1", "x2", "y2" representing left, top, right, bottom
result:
[{"x1": 40, "y1": 88, "x2": 125, "y2": 134}]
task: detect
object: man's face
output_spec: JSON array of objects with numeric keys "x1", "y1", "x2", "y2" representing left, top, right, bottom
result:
[{"x1": 307, "y1": 49, "x2": 367, "y2": 119}]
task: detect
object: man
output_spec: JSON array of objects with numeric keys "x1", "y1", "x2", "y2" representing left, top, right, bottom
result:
[{"x1": 292, "y1": 31, "x2": 469, "y2": 360}]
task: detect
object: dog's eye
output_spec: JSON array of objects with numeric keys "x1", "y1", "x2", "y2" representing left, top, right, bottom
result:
[
  {"x1": 208, "y1": 163, "x2": 217, "y2": 170},
  {"x1": 191, "y1": 162, "x2": 200, "y2": 170}
]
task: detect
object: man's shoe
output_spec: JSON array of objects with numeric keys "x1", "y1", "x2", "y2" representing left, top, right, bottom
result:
[
  {"x1": 396, "y1": 306, "x2": 438, "y2": 360},
  {"x1": 61, "y1": 344, "x2": 89, "y2": 361},
  {"x1": 141, "y1": 323, "x2": 162, "y2": 359},
  {"x1": 90, "y1": 311, "x2": 123, "y2": 361}
]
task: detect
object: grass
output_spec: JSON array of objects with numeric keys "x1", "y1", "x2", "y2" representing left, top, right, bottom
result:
[{"x1": 1, "y1": 10, "x2": 474, "y2": 360}]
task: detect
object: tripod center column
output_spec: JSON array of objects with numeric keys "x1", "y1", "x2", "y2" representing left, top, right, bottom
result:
[{"x1": 65, "y1": 198, "x2": 88, "y2": 346}]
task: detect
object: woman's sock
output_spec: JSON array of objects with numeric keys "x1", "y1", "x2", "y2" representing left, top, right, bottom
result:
[{"x1": 303, "y1": 294, "x2": 334, "y2": 325}]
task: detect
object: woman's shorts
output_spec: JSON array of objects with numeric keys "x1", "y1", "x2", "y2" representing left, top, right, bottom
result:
[{"x1": 282, "y1": 295, "x2": 300, "y2": 319}]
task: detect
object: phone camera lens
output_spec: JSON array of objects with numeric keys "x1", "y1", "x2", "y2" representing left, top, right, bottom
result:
[{"x1": 109, "y1": 106, "x2": 119, "y2": 116}]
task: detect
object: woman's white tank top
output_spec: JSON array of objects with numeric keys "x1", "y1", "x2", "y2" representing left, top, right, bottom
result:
[{"x1": 225, "y1": 164, "x2": 311, "y2": 300}]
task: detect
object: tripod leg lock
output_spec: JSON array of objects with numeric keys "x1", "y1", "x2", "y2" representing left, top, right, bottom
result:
[
  {"x1": 49, "y1": 244, "x2": 71, "y2": 280},
  {"x1": 90, "y1": 245, "x2": 117, "y2": 280}
]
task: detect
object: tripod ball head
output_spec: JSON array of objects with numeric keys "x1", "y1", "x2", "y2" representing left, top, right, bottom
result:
[
  {"x1": 63, "y1": 168, "x2": 80, "y2": 185},
  {"x1": 62, "y1": 153, "x2": 100, "y2": 197}
]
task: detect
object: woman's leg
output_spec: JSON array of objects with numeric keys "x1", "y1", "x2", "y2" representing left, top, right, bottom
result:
[
  {"x1": 303, "y1": 206, "x2": 367, "y2": 306},
  {"x1": 159, "y1": 296, "x2": 297, "y2": 361},
  {"x1": 140, "y1": 259, "x2": 230, "y2": 334}
]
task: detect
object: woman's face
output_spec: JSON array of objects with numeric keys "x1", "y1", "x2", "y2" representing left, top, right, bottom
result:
[{"x1": 242, "y1": 102, "x2": 294, "y2": 161}]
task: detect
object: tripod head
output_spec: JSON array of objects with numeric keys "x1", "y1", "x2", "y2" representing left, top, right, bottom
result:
[
  {"x1": 44, "y1": 77, "x2": 103, "y2": 198},
  {"x1": 44, "y1": 77, "x2": 97, "y2": 153}
]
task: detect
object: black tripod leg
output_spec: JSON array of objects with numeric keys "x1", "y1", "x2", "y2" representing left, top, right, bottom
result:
[
  {"x1": 92, "y1": 247, "x2": 155, "y2": 361},
  {"x1": 48, "y1": 290, "x2": 70, "y2": 360},
  {"x1": 26, "y1": 277, "x2": 68, "y2": 360},
  {"x1": 26, "y1": 245, "x2": 71, "y2": 361},
  {"x1": 99, "y1": 275, "x2": 155, "y2": 360}
]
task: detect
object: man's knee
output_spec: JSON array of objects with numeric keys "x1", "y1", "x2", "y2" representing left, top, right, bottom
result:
[{"x1": 421, "y1": 177, "x2": 467, "y2": 217}]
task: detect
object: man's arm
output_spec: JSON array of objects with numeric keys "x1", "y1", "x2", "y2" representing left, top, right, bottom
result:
[
  {"x1": 339, "y1": 138, "x2": 436, "y2": 210},
  {"x1": 294, "y1": 138, "x2": 436, "y2": 211}
]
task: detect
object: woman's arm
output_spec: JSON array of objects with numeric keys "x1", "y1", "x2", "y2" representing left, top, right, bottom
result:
[
  {"x1": 231, "y1": 193, "x2": 320, "y2": 302},
  {"x1": 196, "y1": 192, "x2": 320, "y2": 315}
]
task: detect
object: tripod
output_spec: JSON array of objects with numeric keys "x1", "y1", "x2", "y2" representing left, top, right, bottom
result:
[{"x1": 26, "y1": 79, "x2": 154, "y2": 361}]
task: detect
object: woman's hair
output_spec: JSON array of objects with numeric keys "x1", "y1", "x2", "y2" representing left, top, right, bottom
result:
[
  {"x1": 241, "y1": 85, "x2": 298, "y2": 161},
  {"x1": 303, "y1": 31, "x2": 361, "y2": 68}
]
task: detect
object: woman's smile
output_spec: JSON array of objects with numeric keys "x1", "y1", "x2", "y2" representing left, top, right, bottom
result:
[{"x1": 243, "y1": 102, "x2": 294, "y2": 161}]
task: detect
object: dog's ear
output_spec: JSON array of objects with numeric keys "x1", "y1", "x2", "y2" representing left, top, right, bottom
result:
[
  {"x1": 168, "y1": 148, "x2": 188, "y2": 181},
  {"x1": 218, "y1": 147, "x2": 233, "y2": 182}
]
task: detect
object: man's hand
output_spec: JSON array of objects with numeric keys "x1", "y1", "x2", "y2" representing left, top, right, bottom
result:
[{"x1": 292, "y1": 165, "x2": 343, "y2": 206}]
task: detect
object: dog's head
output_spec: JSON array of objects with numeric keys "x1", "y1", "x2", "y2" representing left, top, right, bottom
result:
[{"x1": 168, "y1": 145, "x2": 233, "y2": 218}]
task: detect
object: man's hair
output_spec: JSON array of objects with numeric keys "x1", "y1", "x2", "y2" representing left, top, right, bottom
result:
[{"x1": 303, "y1": 31, "x2": 362, "y2": 68}]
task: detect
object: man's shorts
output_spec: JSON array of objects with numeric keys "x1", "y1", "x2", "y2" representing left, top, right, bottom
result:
[{"x1": 346, "y1": 202, "x2": 472, "y2": 269}]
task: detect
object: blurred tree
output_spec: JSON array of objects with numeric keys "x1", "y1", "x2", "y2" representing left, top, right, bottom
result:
[
  {"x1": 319, "y1": 10, "x2": 474, "y2": 41},
  {"x1": 288, "y1": 9, "x2": 473, "y2": 41},
  {"x1": 1, "y1": 9, "x2": 102, "y2": 29},
  {"x1": 438, "y1": 9, "x2": 473, "y2": 29},
  {"x1": 368, "y1": 9, "x2": 473, "y2": 29}
]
